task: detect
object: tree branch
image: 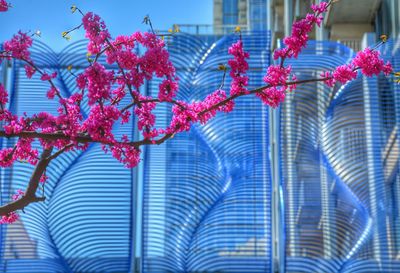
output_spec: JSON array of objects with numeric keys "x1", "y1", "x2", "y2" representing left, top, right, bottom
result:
[
  {"x1": 0, "y1": 148, "x2": 53, "y2": 216},
  {"x1": 0, "y1": 76, "x2": 334, "y2": 151}
]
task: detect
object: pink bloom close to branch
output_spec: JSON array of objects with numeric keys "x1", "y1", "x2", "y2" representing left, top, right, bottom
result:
[
  {"x1": 228, "y1": 40, "x2": 250, "y2": 96},
  {"x1": 3, "y1": 31, "x2": 32, "y2": 61}
]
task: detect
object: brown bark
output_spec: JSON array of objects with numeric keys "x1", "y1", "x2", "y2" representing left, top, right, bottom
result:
[{"x1": 0, "y1": 148, "x2": 52, "y2": 216}]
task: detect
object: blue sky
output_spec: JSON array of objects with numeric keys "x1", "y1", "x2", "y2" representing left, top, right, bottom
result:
[{"x1": 0, "y1": 0, "x2": 213, "y2": 52}]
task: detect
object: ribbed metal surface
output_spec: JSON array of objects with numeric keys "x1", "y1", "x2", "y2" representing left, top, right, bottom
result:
[
  {"x1": 0, "y1": 39, "x2": 133, "y2": 273},
  {"x1": 2, "y1": 33, "x2": 400, "y2": 273},
  {"x1": 142, "y1": 32, "x2": 272, "y2": 273},
  {"x1": 281, "y1": 39, "x2": 400, "y2": 272}
]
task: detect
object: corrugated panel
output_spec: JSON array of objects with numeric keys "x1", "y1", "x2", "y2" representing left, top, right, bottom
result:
[
  {"x1": 281, "y1": 38, "x2": 400, "y2": 272},
  {"x1": 0, "y1": 39, "x2": 133, "y2": 273},
  {"x1": 142, "y1": 32, "x2": 272, "y2": 273}
]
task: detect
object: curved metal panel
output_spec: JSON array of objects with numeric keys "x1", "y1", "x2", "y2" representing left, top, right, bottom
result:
[{"x1": 142, "y1": 32, "x2": 272, "y2": 273}]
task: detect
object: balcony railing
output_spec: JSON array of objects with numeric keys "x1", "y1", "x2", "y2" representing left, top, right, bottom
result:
[
  {"x1": 163, "y1": 24, "x2": 249, "y2": 35},
  {"x1": 337, "y1": 39, "x2": 362, "y2": 52}
]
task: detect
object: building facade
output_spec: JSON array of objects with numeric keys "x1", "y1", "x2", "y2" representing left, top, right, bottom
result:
[{"x1": 1, "y1": 0, "x2": 400, "y2": 272}]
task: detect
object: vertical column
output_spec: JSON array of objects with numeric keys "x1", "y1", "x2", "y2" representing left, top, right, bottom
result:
[
  {"x1": 393, "y1": 40, "x2": 400, "y2": 257},
  {"x1": 142, "y1": 80, "x2": 167, "y2": 264},
  {"x1": 317, "y1": 79, "x2": 336, "y2": 258},
  {"x1": 362, "y1": 33, "x2": 389, "y2": 265},
  {"x1": 266, "y1": 0, "x2": 272, "y2": 31},
  {"x1": 316, "y1": 5, "x2": 336, "y2": 255},
  {"x1": 283, "y1": 92, "x2": 299, "y2": 259},
  {"x1": 282, "y1": 0, "x2": 296, "y2": 262},
  {"x1": 316, "y1": 0, "x2": 328, "y2": 41},
  {"x1": 213, "y1": 0, "x2": 223, "y2": 34},
  {"x1": 270, "y1": 105, "x2": 285, "y2": 273},
  {"x1": 284, "y1": 0, "x2": 293, "y2": 37}
]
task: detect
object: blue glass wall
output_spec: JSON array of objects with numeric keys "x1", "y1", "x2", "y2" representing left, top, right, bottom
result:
[
  {"x1": 222, "y1": 0, "x2": 239, "y2": 25},
  {"x1": 248, "y1": 0, "x2": 268, "y2": 31}
]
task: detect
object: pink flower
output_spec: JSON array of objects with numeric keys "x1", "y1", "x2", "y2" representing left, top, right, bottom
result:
[
  {"x1": 264, "y1": 65, "x2": 292, "y2": 86},
  {"x1": 332, "y1": 64, "x2": 357, "y2": 84},
  {"x1": 0, "y1": 212, "x2": 19, "y2": 224},
  {"x1": 0, "y1": 0, "x2": 9, "y2": 12},
  {"x1": 321, "y1": 71, "x2": 336, "y2": 87},
  {"x1": 82, "y1": 62, "x2": 114, "y2": 105},
  {"x1": 121, "y1": 110, "x2": 131, "y2": 124},
  {"x1": 289, "y1": 74, "x2": 298, "y2": 92},
  {"x1": 189, "y1": 89, "x2": 234, "y2": 125},
  {"x1": 40, "y1": 173, "x2": 48, "y2": 184},
  {"x1": 4, "y1": 31, "x2": 33, "y2": 60},
  {"x1": 83, "y1": 105, "x2": 121, "y2": 141},
  {"x1": 311, "y1": 2, "x2": 329, "y2": 13},
  {"x1": 352, "y1": 48, "x2": 392, "y2": 77},
  {"x1": 46, "y1": 87, "x2": 59, "y2": 99},
  {"x1": 158, "y1": 78, "x2": 179, "y2": 102},
  {"x1": 40, "y1": 72, "x2": 57, "y2": 81},
  {"x1": 112, "y1": 86, "x2": 127, "y2": 104},
  {"x1": 0, "y1": 147, "x2": 15, "y2": 167},
  {"x1": 134, "y1": 97, "x2": 156, "y2": 131},
  {"x1": 12, "y1": 189, "x2": 24, "y2": 201},
  {"x1": 139, "y1": 35, "x2": 175, "y2": 79},
  {"x1": 168, "y1": 101, "x2": 197, "y2": 132},
  {"x1": 76, "y1": 73, "x2": 87, "y2": 90},
  {"x1": 24, "y1": 65, "x2": 36, "y2": 79},
  {"x1": 257, "y1": 65, "x2": 294, "y2": 107},
  {"x1": 256, "y1": 87, "x2": 286, "y2": 108},
  {"x1": 228, "y1": 40, "x2": 250, "y2": 96},
  {"x1": 110, "y1": 144, "x2": 141, "y2": 168},
  {"x1": 56, "y1": 95, "x2": 84, "y2": 138},
  {"x1": 82, "y1": 12, "x2": 111, "y2": 54},
  {"x1": 15, "y1": 138, "x2": 39, "y2": 165},
  {"x1": 0, "y1": 83, "x2": 8, "y2": 104},
  {"x1": 273, "y1": 2, "x2": 328, "y2": 61}
]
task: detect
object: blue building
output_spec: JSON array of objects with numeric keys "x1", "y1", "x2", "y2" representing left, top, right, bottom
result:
[{"x1": 1, "y1": 0, "x2": 400, "y2": 272}]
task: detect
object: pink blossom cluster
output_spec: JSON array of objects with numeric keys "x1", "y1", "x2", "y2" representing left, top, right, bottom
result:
[
  {"x1": 273, "y1": 2, "x2": 328, "y2": 61},
  {"x1": 104, "y1": 32, "x2": 178, "y2": 100},
  {"x1": 110, "y1": 143, "x2": 141, "y2": 168},
  {"x1": 24, "y1": 65, "x2": 36, "y2": 79},
  {"x1": 352, "y1": 48, "x2": 392, "y2": 77},
  {"x1": 194, "y1": 89, "x2": 234, "y2": 124},
  {"x1": 0, "y1": 190, "x2": 25, "y2": 224},
  {"x1": 83, "y1": 105, "x2": 121, "y2": 142},
  {"x1": 40, "y1": 173, "x2": 48, "y2": 184},
  {"x1": 40, "y1": 72, "x2": 57, "y2": 81},
  {"x1": 82, "y1": 12, "x2": 111, "y2": 54},
  {"x1": 80, "y1": 62, "x2": 114, "y2": 105},
  {"x1": 12, "y1": 189, "x2": 24, "y2": 201},
  {"x1": 228, "y1": 40, "x2": 250, "y2": 96},
  {"x1": 166, "y1": 89, "x2": 235, "y2": 135},
  {"x1": 168, "y1": 101, "x2": 197, "y2": 133},
  {"x1": 322, "y1": 48, "x2": 393, "y2": 87},
  {"x1": 0, "y1": 0, "x2": 9, "y2": 12},
  {"x1": 56, "y1": 94, "x2": 84, "y2": 138},
  {"x1": 134, "y1": 96, "x2": 156, "y2": 131},
  {"x1": 3, "y1": 31, "x2": 32, "y2": 61},
  {"x1": 311, "y1": 2, "x2": 329, "y2": 13},
  {"x1": 0, "y1": 1, "x2": 395, "y2": 175},
  {"x1": 158, "y1": 79, "x2": 179, "y2": 102},
  {"x1": 0, "y1": 212, "x2": 19, "y2": 224},
  {"x1": 0, "y1": 83, "x2": 8, "y2": 105},
  {"x1": 257, "y1": 65, "x2": 293, "y2": 108},
  {"x1": 15, "y1": 138, "x2": 39, "y2": 165},
  {"x1": 0, "y1": 147, "x2": 14, "y2": 167}
]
